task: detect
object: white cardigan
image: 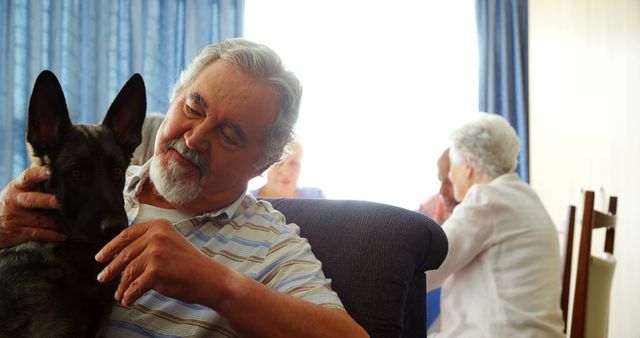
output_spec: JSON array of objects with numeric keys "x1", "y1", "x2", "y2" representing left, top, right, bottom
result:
[{"x1": 427, "y1": 173, "x2": 565, "y2": 338}]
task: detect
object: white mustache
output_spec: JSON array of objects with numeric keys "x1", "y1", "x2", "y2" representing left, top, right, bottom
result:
[{"x1": 163, "y1": 139, "x2": 209, "y2": 176}]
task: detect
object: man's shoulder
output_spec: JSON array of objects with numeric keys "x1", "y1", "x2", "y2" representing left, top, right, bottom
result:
[
  {"x1": 229, "y1": 194, "x2": 301, "y2": 238},
  {"x1": 212, "y1": 195, "x2": 306, "y2": 263}
]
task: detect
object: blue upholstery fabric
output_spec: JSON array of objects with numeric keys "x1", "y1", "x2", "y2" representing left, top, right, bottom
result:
[
  {"x1": 268, "y1": 198, "x2": 448, "y2": 338},
  {"x1": 426, "y1": 288, "x2": 441, "y2": 328}
]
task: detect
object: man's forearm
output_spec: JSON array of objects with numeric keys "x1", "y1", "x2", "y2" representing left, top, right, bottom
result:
[{"x1": 207, "y1": 268, "x2": 369, "y2": 338}]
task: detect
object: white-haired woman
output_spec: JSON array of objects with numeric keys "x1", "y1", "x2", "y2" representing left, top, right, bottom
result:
[{"x1": 427, "y1": 113, "x2": 564, "y2": 337}]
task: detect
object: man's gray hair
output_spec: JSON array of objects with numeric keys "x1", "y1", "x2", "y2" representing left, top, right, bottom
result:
[
  {"x1": 449, "y1": 112, "x2": 520, "y2": 178},
  {"x1": 170, "y1": 38, "x2": 302, "y2": 169}
]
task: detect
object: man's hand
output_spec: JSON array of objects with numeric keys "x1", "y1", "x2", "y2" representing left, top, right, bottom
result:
[
  {"x1": 0, "y1": 166, "x2": 64, "y2": 249},
  {"x1": 95, "y1": 218, "x2": 369, "y2": 338},
  {"x1": 95, "y1": 219, "x2": 220, "y2": 306}
]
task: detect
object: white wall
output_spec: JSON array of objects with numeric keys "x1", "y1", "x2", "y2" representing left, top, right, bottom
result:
[{"x1": 529, "y1": 0, "x2": 640, "y2": 336}]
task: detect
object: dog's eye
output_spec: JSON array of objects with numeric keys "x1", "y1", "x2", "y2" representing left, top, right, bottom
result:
[
  {"x1": 113, "y1": 167, "x2": 123, "y2": 177},
  {"x1": 70, "y1": 169, "x2": 84, "y2": 181}
]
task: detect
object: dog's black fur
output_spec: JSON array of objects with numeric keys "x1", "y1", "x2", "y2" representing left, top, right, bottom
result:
[{"x1": 0, "y1": 70, "x2": 146, "y2": 338}]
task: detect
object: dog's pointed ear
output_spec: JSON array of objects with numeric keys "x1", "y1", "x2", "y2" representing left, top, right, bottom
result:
[
  {"x1": 26, "y1": 70, "x2": 72, "y2": 161},
  {"x1": 102, "y1": 73, "x2": 147, "y2": 156}
]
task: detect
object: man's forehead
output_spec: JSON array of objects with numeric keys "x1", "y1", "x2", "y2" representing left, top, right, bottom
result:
[
  {"x1": 191, "y1": 61, "x2": 278, "y2": 103},
  {"x1": 185, "y1": 62, "x2": 280, "y2": 133}
]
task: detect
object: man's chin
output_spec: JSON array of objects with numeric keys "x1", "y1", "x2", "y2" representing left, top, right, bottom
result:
[
  {"x1": 153, "y1": 181, "x2": 201, "y2": 205},
  {"x1": 149, "y1": 157, "x2": 202, "y2": 204}
]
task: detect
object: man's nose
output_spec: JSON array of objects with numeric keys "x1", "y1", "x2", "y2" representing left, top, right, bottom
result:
[{"x1": 184, "y1": 125, "x2": 210, "y2": 152}]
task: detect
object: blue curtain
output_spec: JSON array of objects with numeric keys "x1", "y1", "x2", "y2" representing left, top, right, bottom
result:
[
  {"x1": 476, "y1": 0, "x2": 529, "y2": 182},
  {"x1": 0, "y1": 0, "x2": 243, "y2": 188}
]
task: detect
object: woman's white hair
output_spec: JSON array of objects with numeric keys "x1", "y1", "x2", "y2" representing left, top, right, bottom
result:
[
  {"x1": 170, "y1": 38, "x2": 301, "y2": 170},
  {"x1": 449, "y1": 112, "x2": 520, "y2": 178}
]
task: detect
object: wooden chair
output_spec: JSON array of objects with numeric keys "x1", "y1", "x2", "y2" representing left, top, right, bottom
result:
[{"x1": 561, "y1": 190, "x2": 618, "y2": 338}]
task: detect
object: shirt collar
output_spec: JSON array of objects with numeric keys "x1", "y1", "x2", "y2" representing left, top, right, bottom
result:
[
  {"x1": 125, "y1": 161, "x2": 248, "y2": 222},
  {"x1": 491, "y1": 172, "x2": 521, "y2": 184},
  {"x1": 200, "y1": 188, "x2": 247, "y2": 221}
]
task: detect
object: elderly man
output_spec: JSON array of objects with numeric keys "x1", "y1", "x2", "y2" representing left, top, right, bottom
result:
[
  {"x1": 0, "y1": 39, "x2": 368, "y2": 338},
  {"x1": 418, "y1": 148, "x2": 459, "y2": 224},
  {"x1": 418, "y1": 148, "x2": 460, "y2": 331}
]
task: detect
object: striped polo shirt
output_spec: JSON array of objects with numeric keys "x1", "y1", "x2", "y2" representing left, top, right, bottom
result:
[{"x1": 101, "y1": 164, "x2": 343, "y2": 337}]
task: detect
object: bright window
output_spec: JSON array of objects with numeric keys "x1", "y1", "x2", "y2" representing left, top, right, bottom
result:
[{"x1": 245, "y1": 0, "x2": 477, "y2": 209}]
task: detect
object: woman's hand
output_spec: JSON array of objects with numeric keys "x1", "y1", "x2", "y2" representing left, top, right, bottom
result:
[{"x1": 0, "y1": 166, "x2": 64, "y2": 249}]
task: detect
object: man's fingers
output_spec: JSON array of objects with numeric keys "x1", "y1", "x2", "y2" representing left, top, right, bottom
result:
[
  {"x1": 97, "y1": 239, "x2": 145, "y2": 283},
  {"x1": 0, "y1": 227, "x2": 66, "y2": 249},
  {"x1": 113, "y1": 254, "x2": 149, "y2": 302},
  {"x1": 1, "y1": 207, "x2": 57, "y2": 230},
  {"x1": 0, "y1": 166, "x2": 60, "y2": 249},
  {"x1": 14, "y1": 166, "x2": 51, "y2": 190},
  {"x1": 23, "y1": 227, "x2": 67, "y2": 242},
  {"x1": 15, "y1": 191, "x2": 59, "y2": 209},
  {"x1": 119, "y1": 270, "x2": 153, "y2": 306},
  {"x1": 0, "y1": 228, "x2": 31, "y2": 248},
  {"x1": 95, "y1": 223, "x2": 147, "y2": 263},
  {"x1": 33, "y1": 212, "x2": 58, "y2": 229}
]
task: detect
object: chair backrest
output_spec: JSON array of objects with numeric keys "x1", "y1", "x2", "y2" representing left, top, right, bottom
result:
[
  {"x1": 560, "y1": 190, "x2": 618, "y2": 338},
  {"x1": 561, "y1": 204, "x2": 576, "y2": 328},
  {"x1": 267, "y1": 198, "x2": 449, "y2": 338}
]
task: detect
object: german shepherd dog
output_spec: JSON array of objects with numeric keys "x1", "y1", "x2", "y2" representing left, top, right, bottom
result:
[{"x1": 0, "y1": 70, "x2": 146, "y2": 338}]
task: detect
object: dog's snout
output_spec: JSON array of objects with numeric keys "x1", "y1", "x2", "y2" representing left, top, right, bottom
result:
[{"x1": 100, "y1": 217, "x2": 127, "y2": 239}]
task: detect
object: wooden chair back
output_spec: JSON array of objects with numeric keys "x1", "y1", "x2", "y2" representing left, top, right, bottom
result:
[
  {"x1": 561, "y1": 190, "x2": 618, "y2": 338},
  {"x1": 560, "y1": 205, "x2": 576, "y2": 329}
]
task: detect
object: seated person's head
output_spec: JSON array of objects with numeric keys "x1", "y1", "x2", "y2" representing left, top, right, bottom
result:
[
  {"x1": 437, "y1": 148, "x2": 458, "y2": 213},
  {"x1": 148, "y1": 39, "x2": 301, "y2": 207},
  {"x1": 261, "y1": 141, "x2": 303, "y2": 198},
  {"x1": 448, "y1": 112, "x2": 519, "y2": 202}
]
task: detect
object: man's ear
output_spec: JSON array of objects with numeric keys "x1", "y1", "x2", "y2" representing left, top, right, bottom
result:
[
  {"x1": 102, "y1": 73, "x2": 147, "y2": 157},
  {"x1": 26, "y1": 70, "x2": 72, "y2": 162},
  {"x1": 464, "y1": 157, "x2": 474, "y2": 179}
]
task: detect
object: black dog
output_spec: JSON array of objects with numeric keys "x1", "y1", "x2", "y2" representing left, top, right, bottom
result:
[{"x1": 0, "y1": 70, "x2": 146, "y2": 338}]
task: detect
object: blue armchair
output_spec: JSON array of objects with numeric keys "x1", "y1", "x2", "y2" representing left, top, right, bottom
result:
[{"x1": 268, "y1": 198, "x2": 448, "y2": 338}]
